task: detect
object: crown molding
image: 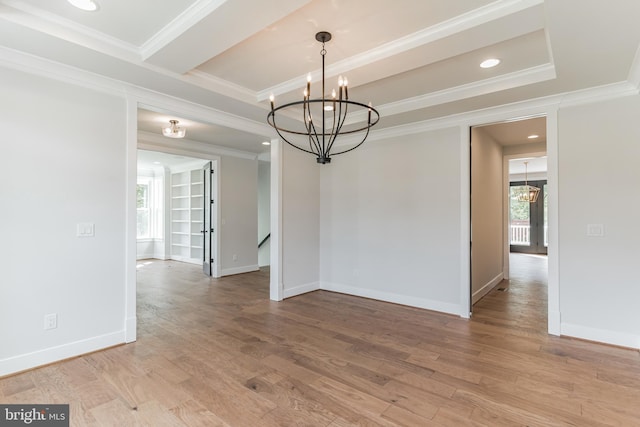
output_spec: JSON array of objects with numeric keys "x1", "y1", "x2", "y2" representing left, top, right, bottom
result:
[
  {"x1": 185, "y1": 69, "x2": 258, "y2": 104},
  {"x1": 257, "y1": 0, "x2": 544, "y2": 101},
  {"x1": 0, "y1": 44, "x2": 127, "y2": 96},
  {"x1": 137, "y1": 130, "x2": 259, "y2": 161},
  {"x1": 0, "y1": 0, "x2": 139, "y2": 60},
  {"x1": 344, "y1": 63, "x2": 556, "y2": 125},
  {"x1": 132, "y1": 89, "x2": 272, "y2": 138},
  {"x1": 558, "y1": 81, "x2": 639, "y2": 109},
  {"x1": 625, "y1": 44, "x2": 640, "y2": 90},
  {"x1": 358, "y1": 80, "x2": 638, "y2": 145},
  {"x1": 3, "y1": 24, "x2": 638, "y2": 154},
  {"x1": 140, "y1": 0, "x2": 227, "y2": 61},
  {"x1": 0, "y1": 44, "x2": 273, "y2": 139},
  {"x1": 269, "y1": 79, "x2": 638, "y2": 151}
]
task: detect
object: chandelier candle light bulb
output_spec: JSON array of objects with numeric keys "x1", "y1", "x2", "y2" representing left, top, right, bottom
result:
[{"x1": 267, "y1": 31, "x2": 380, "y2": 164}]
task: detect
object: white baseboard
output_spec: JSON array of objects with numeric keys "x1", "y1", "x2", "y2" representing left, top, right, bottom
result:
[
  {"x1": 472, "y1": 272, "x2": 504, "y2": 304},
  {"x1": 561, "y1": 323, "x2": 640, "y2": 349},
  {"x1": 170, "y1": 255, "x2": 201, "y2": 265},
  {"x1": 125, "y1": 316, "x2": 137, "y2": 343},
  {"x1": 548, "y1": 311, "x2": 561, "y2": 336},
  {"x1": 220, "y1": 264, "x2": 259, "y2": 277},
  {"x1": 0, "y1": 331, "x2": 125, "y2": 377},
  {"x1": 283, "y1": 281, "x2": 320, "y2": 298},
  {"x1": 321, "y1": 281, "x2": 461, "y2": 316}
]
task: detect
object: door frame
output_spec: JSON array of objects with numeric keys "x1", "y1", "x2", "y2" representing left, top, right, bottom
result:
[
  {"x1": 202, "y1": 161, "x2": 219, "y2": 277},
  {"x1": 502, "y1": 152, "x2": 547, "y2": 277},
  {"x1": 508, "y1": 178, "x2": 547, "y2": 255},
  {"x1": 137, "y1": 145, "x2": 221, "y2": 277},
  {"x1": 464, "y1": 108, "x2": 559, "y2": 336}
]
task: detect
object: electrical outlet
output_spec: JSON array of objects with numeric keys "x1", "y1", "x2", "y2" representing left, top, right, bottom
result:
[
  {"x1": 44, "y1": 313, "x2": 57, "y2": 330},
  {"x1": 232, "y1": 254, "x2": 238, "y2": 262}
]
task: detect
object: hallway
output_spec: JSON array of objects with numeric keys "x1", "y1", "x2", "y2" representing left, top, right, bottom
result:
[{"x1": 472, "y1": 253, "x2": 548, "y2": 335}]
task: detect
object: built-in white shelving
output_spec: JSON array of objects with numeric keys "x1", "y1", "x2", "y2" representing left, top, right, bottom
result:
[{"x1": 170, "y1": 168, "x2": 204, "y2": 265}]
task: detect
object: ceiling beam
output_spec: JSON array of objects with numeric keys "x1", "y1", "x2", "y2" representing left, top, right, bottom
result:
[
  {"x1": 142, "y1": 0, "x2": 311, "y2": 74},
  {"x1": 257, "y1": 0, "x2": 545, "y2": 101}
]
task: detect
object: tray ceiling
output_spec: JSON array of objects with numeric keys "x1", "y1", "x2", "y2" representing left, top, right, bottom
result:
[{"x1": 2, "y1": 0, "x2": 639, "y2": 154}]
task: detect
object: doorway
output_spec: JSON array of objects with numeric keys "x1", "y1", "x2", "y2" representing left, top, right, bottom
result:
[
  {"x1": 509, "y1": 177, "x2": 547, "y2": 255},
  {"x1": 136, "y1": 150, "x2": 219, "y2": 278},
  {"x1": 470, "y1": 116, "x2": 548, "y2": 316}
]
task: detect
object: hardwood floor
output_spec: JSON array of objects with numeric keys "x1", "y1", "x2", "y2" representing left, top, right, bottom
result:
[
  {"x1": 2, "y1": 257, "x2": 640, "y2": 426},
  {"x1": 472, "y1": 253, "x2": 549, "y2": 335}
]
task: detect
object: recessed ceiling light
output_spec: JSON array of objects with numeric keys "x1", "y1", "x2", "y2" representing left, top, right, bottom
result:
[
  {"x1": 262, "y1": 141, "x2": 271, "y2": 146},
  {"x1": 68, "y1": 0, "x2": 99, "y2": 11},
  {"x1": 480, "y1": 58, "x2": 500, "y2": 68},
  {"x1": 528, "y1": 134, "x2": 539, "y2": 139}
]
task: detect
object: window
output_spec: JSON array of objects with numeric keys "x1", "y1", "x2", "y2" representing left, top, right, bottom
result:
[
  {"x1": 137, "y1": 175, "x2": 164, "y2": 240},
  {"x1": 137, "y1": 181, "x2": 150, "y2": 239}
]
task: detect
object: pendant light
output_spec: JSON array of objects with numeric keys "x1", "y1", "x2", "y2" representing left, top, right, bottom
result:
[{"x1": 517, "y1": 161, "x2": 540, "y2": 203}]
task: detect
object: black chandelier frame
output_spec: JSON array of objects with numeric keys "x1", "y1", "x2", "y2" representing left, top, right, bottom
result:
[{"x1": 267, "y1": 31, "x2": 380, "y2": 164}]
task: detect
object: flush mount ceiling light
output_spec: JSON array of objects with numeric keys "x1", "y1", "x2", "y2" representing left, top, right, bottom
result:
[
  {"x1": 267, "y1": 31, "x2": 380, "y2": 164},
  {"x1": 517, "y1": 161, "x2": 540, "y2": 203},
  {"x1": 480, "y1": 58, "x2": 500, "y2": 68},
  {"x1": 67, "y1": 0, "x2": 99, "y2": 11},
  {"x1": 162, "y1": 120, "x2": 186, "y2": 139},
  {"x1": 262, "y1": 141, "x2": 271, "y2": 146}
]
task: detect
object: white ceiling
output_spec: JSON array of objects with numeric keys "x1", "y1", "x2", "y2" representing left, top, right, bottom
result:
[
  {"x1": 137, "y1": 107, "x2": 269, "y2": 154},
  {"x1": 2, "y1": 0, "x2": 640, "y2": 155},
  {"x1": 478, "y1": 116, "x2": 547, "y2": 174}
]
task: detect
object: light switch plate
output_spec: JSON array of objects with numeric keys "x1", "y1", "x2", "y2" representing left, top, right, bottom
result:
[
  {"x1": 77, "y1": 223, "x2": 95, "y2": 237},
  {"x1": 586, "y1": 224, "x2": 604, "y2": 237}
]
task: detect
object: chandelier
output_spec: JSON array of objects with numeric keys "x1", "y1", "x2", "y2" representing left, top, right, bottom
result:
[
  {"x1": 162, "y1": 120, "x2": 186, "y2": 139},
  {"x1": 517, "y1": 161, "x2": 540, "y2": 203},
  {"x1": 267, "y1": 31, "x2": 380, "y2": 164}
]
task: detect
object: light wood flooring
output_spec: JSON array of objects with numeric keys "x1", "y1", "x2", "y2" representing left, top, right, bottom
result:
[
  {"x1": 472, "y1": 253, "x2": 549, "y2": 335},
  {"x1": 1, "y1": 255, "x2": 640, "y2": 426}
]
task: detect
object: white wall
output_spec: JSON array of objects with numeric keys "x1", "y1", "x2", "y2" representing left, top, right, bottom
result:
[
  {"x1": 137, "y1": 239, "x2": 155, "y2": 260},
  {"x1": 0, "y1": 67, "x2": 127, "y2": 375},
  {"x1": 471, "y1": 127, "x2": 504, "y2": 303},
  {"x1": 558, "y1": 94, "x2": 640, "y2": 348},
  {"x1": 220, "y1": 156, "x2": 259, "y2": 276},
  {"x1": 281, "y1": 145, "x2": 320, "y2": 297},
  {"x1": 503, "y1": 141, "x2": 547, "y2": 157},
  {"x1": 319, "y1": 128, "x2": 462, "y2": 314},
  {"x1": 257, "y1": 160, "x2": 270, "y2": 267}
]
